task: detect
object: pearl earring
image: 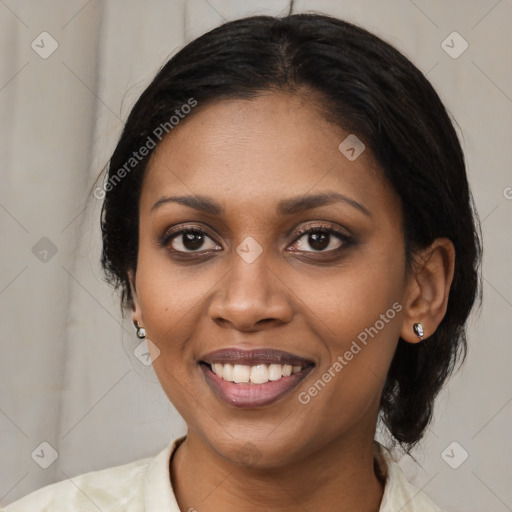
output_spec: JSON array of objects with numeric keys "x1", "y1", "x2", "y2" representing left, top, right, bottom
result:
[
  {"x1": 134, "y1": 321, "x2": 146, "y2": 339},
  {"x1": 413, "y1": 322, "x2": 424, "y2": 341}
]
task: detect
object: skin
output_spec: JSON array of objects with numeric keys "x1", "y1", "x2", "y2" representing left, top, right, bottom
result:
[{"x1": 128, "y1": 91, "x2": 455, "y2": 512}]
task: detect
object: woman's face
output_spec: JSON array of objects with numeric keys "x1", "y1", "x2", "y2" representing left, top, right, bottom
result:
[{"x1": 132, "y1": 91, "x2": 410, "y2": 467}]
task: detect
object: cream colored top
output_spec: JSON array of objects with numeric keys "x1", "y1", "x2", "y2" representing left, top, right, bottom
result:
[{"x1": 2, "y1": 436, "x2": 442, "y2": 511}]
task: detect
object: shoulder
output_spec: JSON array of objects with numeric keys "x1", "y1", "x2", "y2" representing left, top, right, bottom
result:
[
  {"x1": 1, "y1": 446, "x2": 170, "y2": 512},
  {"x1": 375, "y1": 442, "x2": 444, "y2": 512}
]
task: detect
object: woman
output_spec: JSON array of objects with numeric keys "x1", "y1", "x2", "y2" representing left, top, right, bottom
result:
[{"x1": 3, "y1": 12, "x2": 481, "y2": 512}]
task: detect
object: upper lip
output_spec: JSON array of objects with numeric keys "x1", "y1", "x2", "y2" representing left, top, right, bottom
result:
[{"x1": 200, "y1": 348, "x2": 314, "y2": 367}]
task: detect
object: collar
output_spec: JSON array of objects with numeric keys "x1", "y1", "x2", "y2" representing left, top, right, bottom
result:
[
  {"x1": 143, "y1": 436, "x2": 439, "y2": 512},
  {"x1": 144, "y1": 435, "x2": 185, "y2": 511}
]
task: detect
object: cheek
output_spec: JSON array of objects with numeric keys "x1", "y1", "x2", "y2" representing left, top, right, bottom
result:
[
  {"x1": 295, "y1": 244, "x2": 405, "y2": 347},
  {"x1": 293, "y1": 272, "x2": 403, "y2": 437},
  {"x1": 135, "y1": 242, "x2": 196, "y2": 345},
  {"x1": 134, "y1": 249, "x2": 209, "y2": 413},
  {"x1": 292, "y1": 244, "x2": 404, "y2": 410}
]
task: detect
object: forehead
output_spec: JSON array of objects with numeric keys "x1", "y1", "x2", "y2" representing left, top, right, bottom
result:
[{"x1": 140, "y1": 92, "x2": 399, "y2": 220}]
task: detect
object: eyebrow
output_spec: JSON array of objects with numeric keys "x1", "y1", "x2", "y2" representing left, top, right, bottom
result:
[{"x1": 150, "y1": 191, "x2": 371, "y2": 217}]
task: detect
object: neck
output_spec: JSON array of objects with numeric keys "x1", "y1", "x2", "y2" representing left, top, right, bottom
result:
[{"x1": 171, "y1": 428, "x2": 385, "y2": 512}]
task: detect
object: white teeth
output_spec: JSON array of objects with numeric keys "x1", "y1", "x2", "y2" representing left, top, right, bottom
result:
[
  {"x1": 222, "y1": 363, "x2": 234, "y2": 381},
  {"x1": 268, "y1": 364, "x2": 283, "y2": 381},
  {"x1": 233, "y1": 364, "x2": 250, "y2": 383},
  {"x1": 212, "y1": 363, "x2": 224, "y2": 378},
  {"x1": 210, "y1": 363, "x2": 305, "y2": 384},
  {"x1": 249, "y1": 364, "x2": 268, "y2": 384},
  {"x1": 282, "y1": 364, "x2": 292, "y2": 377}
]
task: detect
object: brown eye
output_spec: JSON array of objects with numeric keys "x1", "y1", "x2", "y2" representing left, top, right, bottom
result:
[
  {"x1": 164, "y1": 229, "x2": 220, "y2": 253},
  {"x1": 289, "y1": 225, "x2": 352, "y2": 253}
]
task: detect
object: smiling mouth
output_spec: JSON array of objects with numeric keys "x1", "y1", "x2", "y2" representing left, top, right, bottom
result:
[
  {"x1": 201, "y1": 361, "x2": 309, "y2": 384},
  {"x1": 198, "y1": 348, "x2": 315, "y2": 408}
]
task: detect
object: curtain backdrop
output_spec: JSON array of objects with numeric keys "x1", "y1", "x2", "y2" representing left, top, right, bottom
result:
[{"x1": 1, "y1": 1, "x2": 511, "y2": 510}]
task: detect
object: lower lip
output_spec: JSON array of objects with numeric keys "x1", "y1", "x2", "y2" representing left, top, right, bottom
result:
[{"x1": 200, "y1": 363, "x2": 313, "y2": 409}]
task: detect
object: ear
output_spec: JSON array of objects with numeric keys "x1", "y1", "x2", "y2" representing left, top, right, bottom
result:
[
  {"x1": 127, "y1": 269, "x2": 142, "y2": 327},
  {"x1": 400, "y1": 238, "x2": 455, "y2": 344}
]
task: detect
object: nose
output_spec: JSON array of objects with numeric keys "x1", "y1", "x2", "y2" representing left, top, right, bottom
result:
[{"x1": 207, "y1": 249, "x2": 294, "y2": 332}]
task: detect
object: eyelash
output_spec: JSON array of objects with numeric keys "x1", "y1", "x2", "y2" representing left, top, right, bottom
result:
[{"x1": 160, "y1": 222, "x2": 353, "y2": 258}]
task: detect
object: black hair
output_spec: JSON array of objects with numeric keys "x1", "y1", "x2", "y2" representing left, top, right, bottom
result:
[{"x1": 98, "y1": 13, "x2": 482, "y2": 449}]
